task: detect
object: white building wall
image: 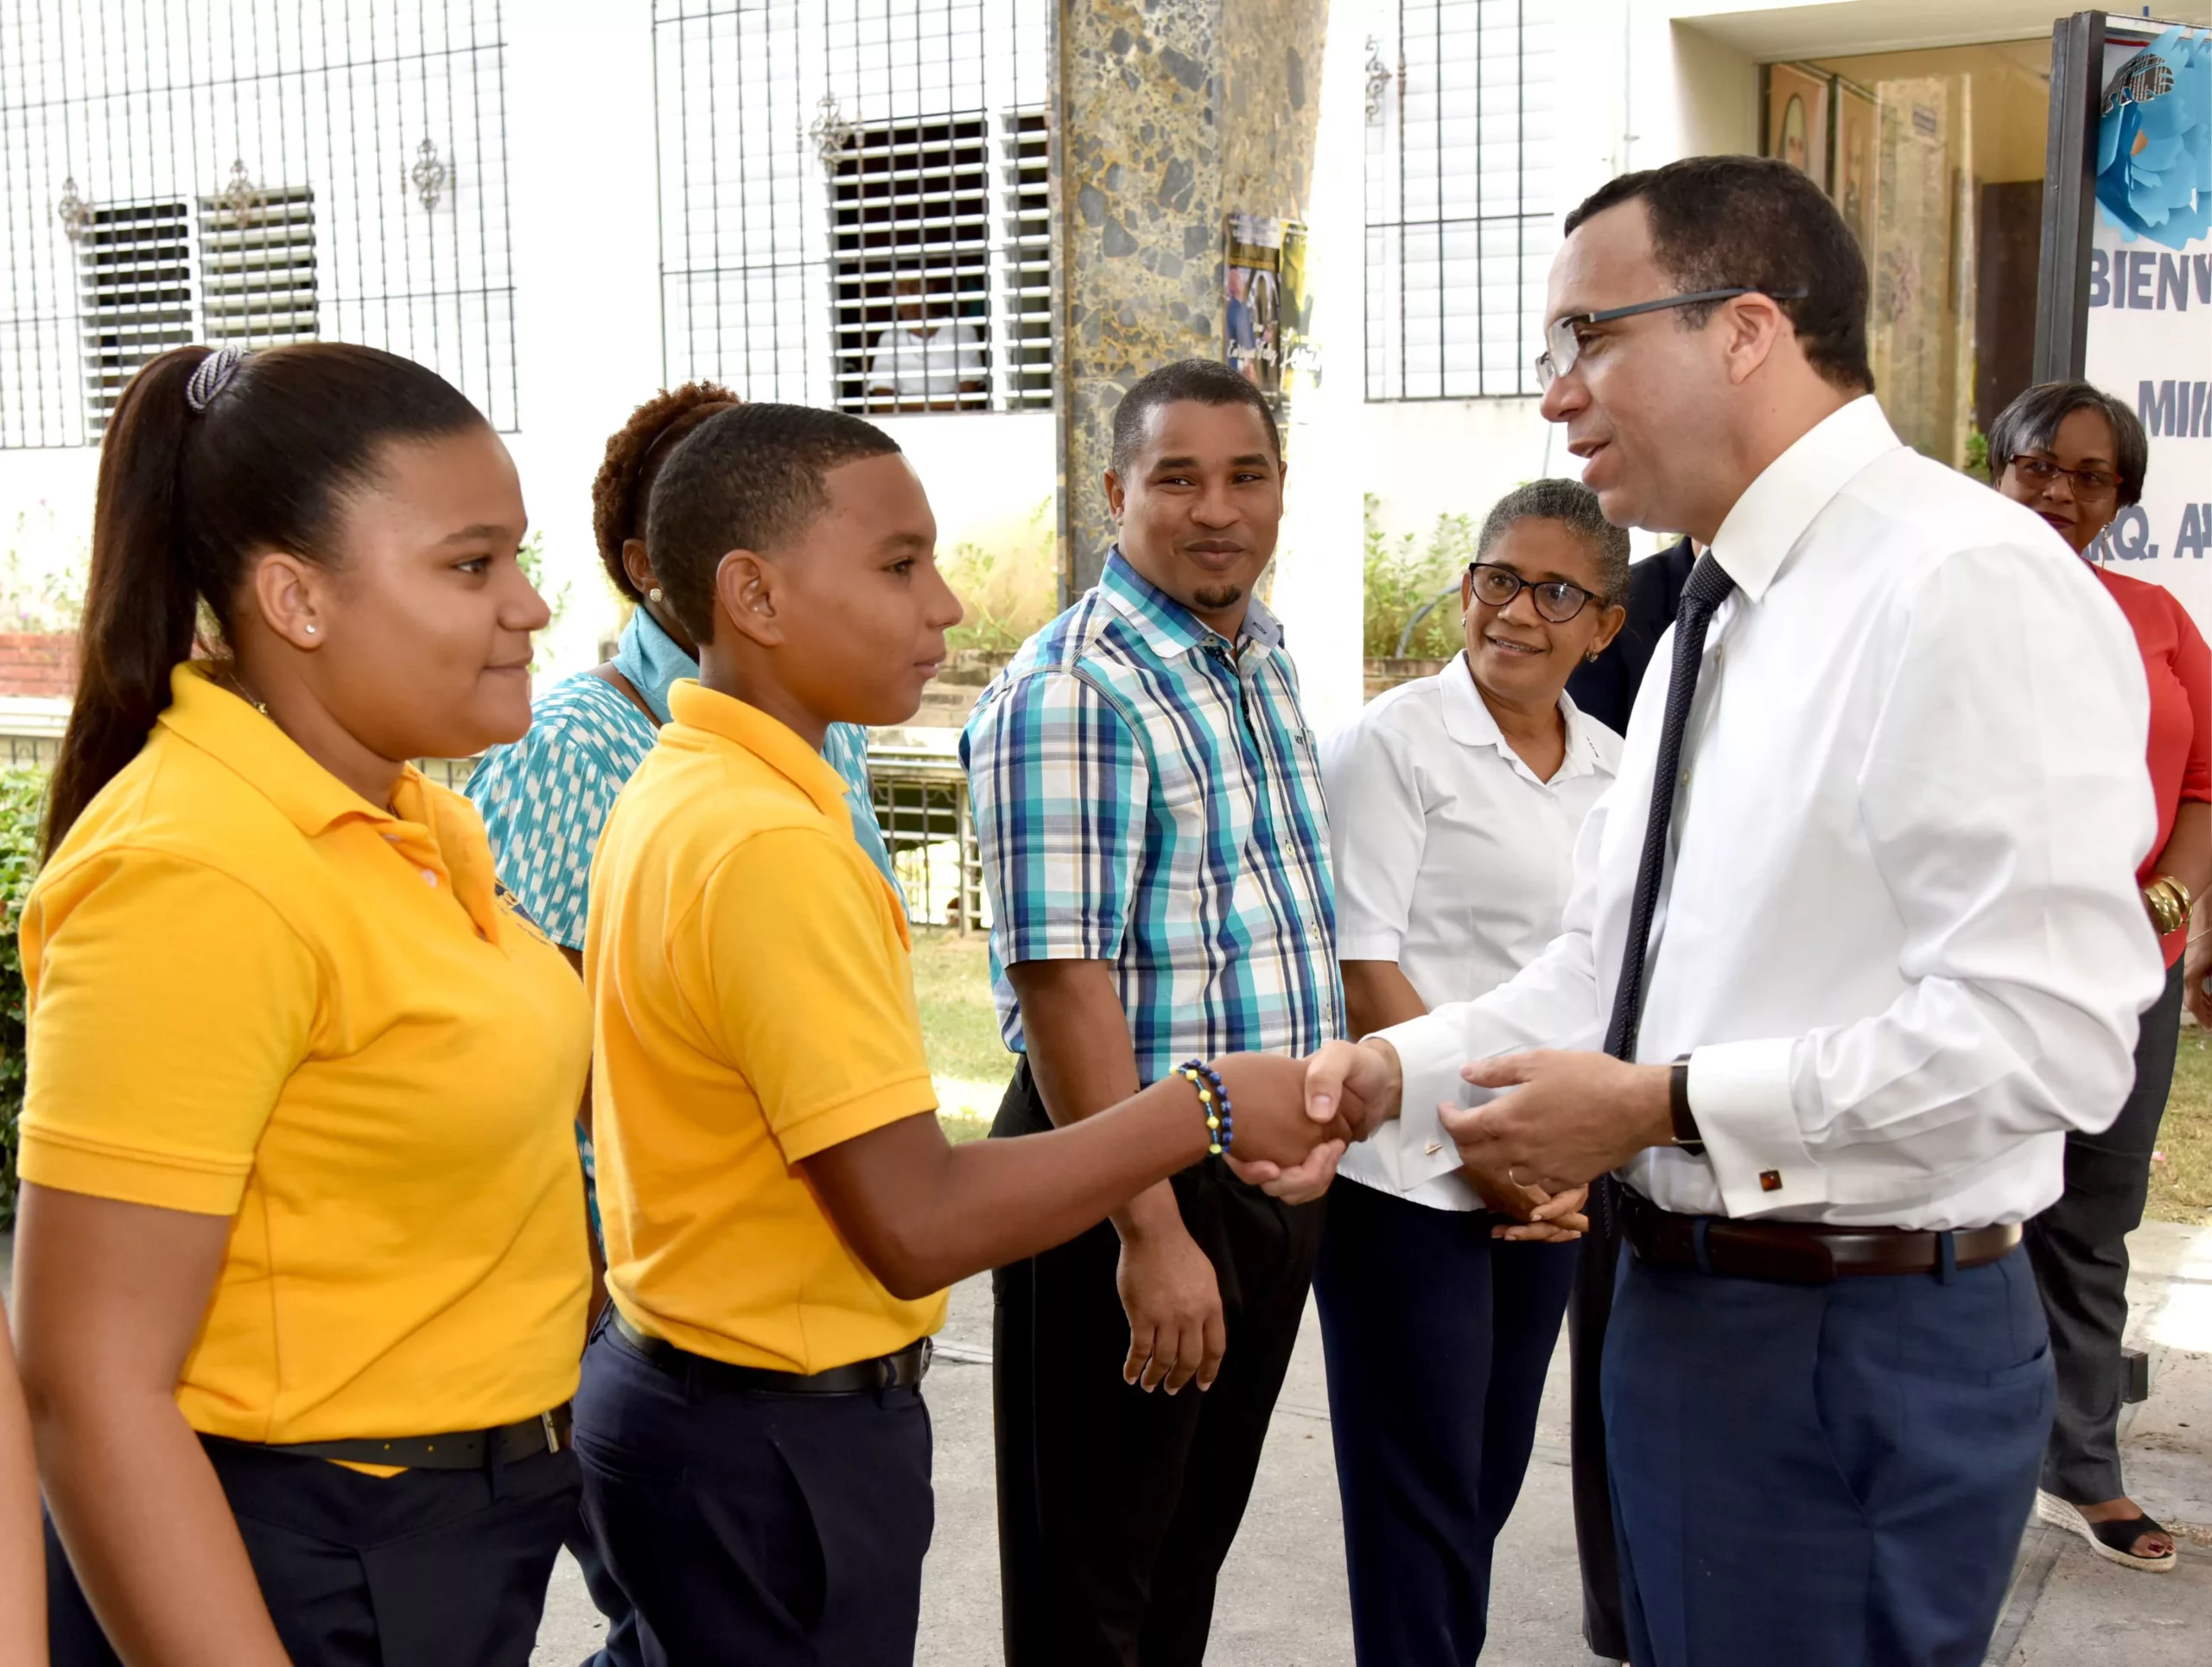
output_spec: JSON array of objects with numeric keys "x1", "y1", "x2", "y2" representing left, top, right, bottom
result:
[{"x1": 22, "y1": 1, "x2": 2184, "y2": 692}]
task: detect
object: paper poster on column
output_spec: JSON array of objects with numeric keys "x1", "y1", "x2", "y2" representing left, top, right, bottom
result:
[
  {"x1": 2080, "y1": 24, "x2": 2211, "y2": 640},
  {"x1": 1224, "y1": 214, "x2": 1308, "y2": 425}
]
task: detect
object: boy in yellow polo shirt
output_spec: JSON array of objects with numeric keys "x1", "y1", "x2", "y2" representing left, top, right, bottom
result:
[{"x1": 574, "y1": 403, "x2": 1357, "y2": 1664}]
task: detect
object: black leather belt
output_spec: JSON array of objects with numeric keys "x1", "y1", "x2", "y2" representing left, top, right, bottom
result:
[
  {"x1": 219, "y1": 1405, "x2": 572, "y2": 1471},
  {"x1": 1621, "y1": 1190, "x2": 2022, "y2": 1284},
  {"x1": 609, "y1": 1307, "x2": 931, "y2": 1395}
]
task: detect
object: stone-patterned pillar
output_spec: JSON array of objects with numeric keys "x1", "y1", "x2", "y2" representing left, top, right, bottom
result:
[{"x1": 1051, "y1": 0, "x2": 1332, "y2": 600}]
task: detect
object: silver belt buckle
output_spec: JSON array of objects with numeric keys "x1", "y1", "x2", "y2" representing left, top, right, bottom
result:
[{"x1": 541, "y1": 1410, "x2": 562, "y2": 1454}]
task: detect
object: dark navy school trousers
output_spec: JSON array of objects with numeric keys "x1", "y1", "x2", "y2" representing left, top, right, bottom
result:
[
  {"x1": 573, "y1": 1318, "x2": 935, "y2": 1667},
  {"x1": 1313, "y1": 1179, "x2": 1579, "y2": 1665},
  {"x1": 1604, "y1": 1240, "x2": 2053, "y2": 1667}
]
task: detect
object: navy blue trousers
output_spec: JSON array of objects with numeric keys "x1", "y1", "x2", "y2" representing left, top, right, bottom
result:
[
  {"x1": 1313, "y1": 1180, "x2": 1578, "y2": 1666},
  {"x1": 1603, "y1": 1241, "x2": 2053, "y2": 1667},
  {"x1": 48, "y1": 1437, "x2": 576, "y2": 1666},
  {"x1": 573, "y1": 1320, "x2": 934, "y2": 1667}
]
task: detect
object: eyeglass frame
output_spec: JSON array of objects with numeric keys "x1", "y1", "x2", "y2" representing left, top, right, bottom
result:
[
  {"x1": 2005, "y1": 452, "x2": 2124, "y2": 499},
  {"x1": 1535, "y1": 287, "x2": 1813, "y2": 391},
  {"x1": 1464, "y1": 560, "x2": 1608, "y2": 625}
]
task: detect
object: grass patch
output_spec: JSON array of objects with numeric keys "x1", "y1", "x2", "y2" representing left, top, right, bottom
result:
[
  {"x1": 911, "y1": 927, "x2": 1011, "y2": 1136},
  {"x1": 2150, "y1": 1024, "x2": 2212, "y2": 1225}
]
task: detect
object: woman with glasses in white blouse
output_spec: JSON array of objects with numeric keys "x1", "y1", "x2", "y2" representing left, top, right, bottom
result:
[{"x1": 1316, "y1": 479, "x2": 1628, "y2": 1665}]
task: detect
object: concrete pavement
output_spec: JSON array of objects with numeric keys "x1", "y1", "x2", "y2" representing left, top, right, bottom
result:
[{"x1": 532, "y1": 1218, "x2": 2212, "y2": 1665}]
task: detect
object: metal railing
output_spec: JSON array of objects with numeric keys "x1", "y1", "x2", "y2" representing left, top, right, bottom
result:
[{"x1": 868, "y1": 741, "x2": 987, "y2": 936}]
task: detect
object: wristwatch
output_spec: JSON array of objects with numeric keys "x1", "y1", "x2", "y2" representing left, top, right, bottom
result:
[{"x1": 1669, "y1": 1056, "x2": 1706, "y2": 1156}]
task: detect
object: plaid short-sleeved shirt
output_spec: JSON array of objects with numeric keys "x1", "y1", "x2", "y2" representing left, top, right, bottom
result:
[{"x1": 961, "y1": 549, "x2": 1343, "y2": 1082}]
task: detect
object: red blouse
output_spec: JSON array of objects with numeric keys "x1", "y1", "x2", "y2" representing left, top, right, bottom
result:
[{"x1": 2092, "y1": 564, "x2": 2210, "y2": 966}]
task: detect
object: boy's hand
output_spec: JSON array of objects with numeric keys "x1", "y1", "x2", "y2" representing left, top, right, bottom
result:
[{"x1": 1204, "y1": 1053, "x2": 1357, "y2": 1168}]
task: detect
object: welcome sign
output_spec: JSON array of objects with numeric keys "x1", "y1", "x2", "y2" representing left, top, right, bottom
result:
[{"x1": 2079, "y1": 22, "x2": 2211, "y2": 637}]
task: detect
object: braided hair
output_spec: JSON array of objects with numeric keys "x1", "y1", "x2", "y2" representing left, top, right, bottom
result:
[{"x1": 589, "y1": 381, "x2": 740, "y2": 601}]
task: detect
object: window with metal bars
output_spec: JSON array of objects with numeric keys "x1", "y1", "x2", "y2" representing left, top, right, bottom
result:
[
  {"x1": 833, "y1": 114, "x2": 992, "y2": 414},
  {"x1": 1365, "y1": 0, "x2": 1557, "y2": 401},
  {"x1": 198, "y1": 186, "x2": 319, "y2": 350},
  {"x1": 76, "y1": 200, "x2": 195, "y2": 433},
  {"x1": 654, "y1": 0, "x2": 1051, "y2": 414},
  {"x1": 1, "y1": 0, "x2": 518, "y2": 449}
]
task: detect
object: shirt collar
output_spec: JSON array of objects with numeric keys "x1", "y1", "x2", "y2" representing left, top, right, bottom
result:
[
  {"x1": 1099, "y1": 545, "x2": 1285, "y2": 661},
  {"x1": 1707, "y1": 395, "x2": 1902, "y2": 603},
  {"x1": 608, "y1": 607, "x2": 701, "y2": 725},
  {"x1": 1438, "y1": 651, "x2": 1606, "y2": 780},
  {"x1": 158, "y1": 661, "x2": 410, "y2": 838},
  {"x1": 157, "y1": 662, "x2": 506, "y2": 941},
  {"x1": 665, "y1": 680, "x2": 853, "y2": 819}
]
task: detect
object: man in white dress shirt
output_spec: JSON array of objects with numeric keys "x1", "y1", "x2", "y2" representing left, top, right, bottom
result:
[
  {"x1": 1306, "y1": 155, "x2": 2162, "y2": 1666},
  {"x1": 864, "y1": 277, "x2": 985, "y2": 411}
]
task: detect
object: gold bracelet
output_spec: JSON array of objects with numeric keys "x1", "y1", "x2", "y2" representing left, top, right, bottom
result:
[{"x1": 2145, "y1": 875, "x2": 2190, "y2": 938}]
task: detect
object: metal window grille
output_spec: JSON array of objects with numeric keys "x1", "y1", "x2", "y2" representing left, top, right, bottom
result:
[
  {"x1": 833, "y1": 113, "x2": 992, "y2": 414},
  {"x1": 654, "y1": 0, "x2": 1051, "y2": 413},
  {"x1": 198, "y1": 184, "x2": 319, "y2": 349},
  {"x1": 1366, "y1": 0, "x2": 1557, "y2": 401},
  {"x1": 78, "y1": 200, "x2": 195, "y2": 432},
  {"x1": 2, "y1": 0, "x2": 518, "y2": 449}
]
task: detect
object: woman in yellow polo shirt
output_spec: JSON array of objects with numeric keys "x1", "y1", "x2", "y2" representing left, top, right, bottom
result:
[{"x1": 11, "y1": 343, "x2": 590, "y2": 1666}]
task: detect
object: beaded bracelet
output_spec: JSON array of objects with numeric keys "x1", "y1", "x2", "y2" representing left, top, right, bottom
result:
[{"x1": 1174, "y1": 1059, "x2": 1234, "y2": 1156}]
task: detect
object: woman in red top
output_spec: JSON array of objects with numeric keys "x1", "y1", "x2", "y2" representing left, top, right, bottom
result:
[{"x1": 1992, "y1": 381, "x2": 2209, "y2": 1574}]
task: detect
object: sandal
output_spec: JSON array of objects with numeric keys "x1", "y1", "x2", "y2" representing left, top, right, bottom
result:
[{"x1": 2037, "y1": 1490, "x2": 2179, "y2": 1572}]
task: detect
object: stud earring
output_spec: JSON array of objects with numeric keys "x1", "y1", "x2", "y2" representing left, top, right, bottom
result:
[
  {"x1": 304, "y1": 623, "x2": 318, "y2": 636},
  {"x1": 647, "y1": 587, "x2": 664, "y2": 604}
]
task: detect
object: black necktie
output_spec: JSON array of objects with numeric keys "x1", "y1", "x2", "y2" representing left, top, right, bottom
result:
[{"x1": 1602, "y1": 551, "x2": 1737, "y2": 1065}]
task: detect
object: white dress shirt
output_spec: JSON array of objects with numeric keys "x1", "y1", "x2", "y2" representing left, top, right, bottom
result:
[
  {"x1": 865, "y1": 319, "x2": 985, "y2": 400},
  {"x1": 1375, "y1": 397, "x2": 2163, "y2": 1229},
  {"x1": 1322, "y1": 653, "x2": 1622, "y2": 1209}
]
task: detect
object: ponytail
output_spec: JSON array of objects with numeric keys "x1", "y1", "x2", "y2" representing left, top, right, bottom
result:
[
  {"x1": 44, "y1": 350, "x2": 213, "y2": 853},
  {"x1": 41, "y1": 341, "x2": 487, "y2": 853}
]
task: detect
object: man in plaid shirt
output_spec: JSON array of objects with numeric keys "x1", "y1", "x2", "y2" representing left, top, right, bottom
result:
[{"x1": 963, "y1": 359, "x2": 1346, "y2": 1666}]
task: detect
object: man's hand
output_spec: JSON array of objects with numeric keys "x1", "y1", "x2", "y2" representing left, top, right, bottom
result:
[
  {"x1": 1301, "y1": 1038, "x2": 1402, "y2": 1138},
  {"x1": 1443, "y1": 1050, "x2": 1672, "y2": 1190},
  {"x1": 1116, "y1": 1215, "x2": 1226, "y2": 1394},
  {"x1": 1487, "y1": 1181, "x2": 1589, "y2": 1242},
  {"x1": 1230, "y1": 1137, "x2": 1346, "y2": 1204}
]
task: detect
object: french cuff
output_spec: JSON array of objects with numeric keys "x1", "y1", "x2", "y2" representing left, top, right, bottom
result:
[
  {"x1": 1370, "y1": 1013, "x2": 1478, "y2": 1192},
  {"x1": 1688, "y1": 1038, "x2": 1829, "y2": 1218}
]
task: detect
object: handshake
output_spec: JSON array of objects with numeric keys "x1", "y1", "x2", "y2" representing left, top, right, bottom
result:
[{"x1": 1189, "y1": 1040, "x2": 1592, "y2": 1239}]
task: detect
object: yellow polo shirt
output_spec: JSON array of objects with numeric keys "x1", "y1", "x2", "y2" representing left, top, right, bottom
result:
[
  {"x1": 18, "y1": 663, "x2": 591, "y2": 1445},
  {"x1": 586, "y1": 680, "x2": 945, "y2": 1371}
]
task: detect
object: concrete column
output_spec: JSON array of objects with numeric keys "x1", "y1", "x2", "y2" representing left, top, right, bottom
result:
[{"x1": 1050, "y1": 0, "x2": 1331, "y2": 599}]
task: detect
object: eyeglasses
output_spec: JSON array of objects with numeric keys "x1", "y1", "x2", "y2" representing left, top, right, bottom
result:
[
  {"x1": 1465, "y1": 562, "x2": 1603, "y2": 624},
  {"x1": 1535, "y1": 288, "x2": 1812, "y2": 391},
  {"x1": 2007, "y1": 453, "x2": 2123, "y2": 498}
]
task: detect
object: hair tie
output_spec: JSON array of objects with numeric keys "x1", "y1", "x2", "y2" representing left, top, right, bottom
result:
[{"x1": 185, "y1": 346, "x2": 246, "y2": 414}]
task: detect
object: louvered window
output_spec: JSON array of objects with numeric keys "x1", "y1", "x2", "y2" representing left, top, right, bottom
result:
[
  {"x1": 3, "y1": 0, "x2": 518, "y2": 449},
  {"x1": 655, "y1": 0, "x2": 1052, "y2": 414},
  {"x1": 999, "y1": 107, "x2": 1051, "y2": 410},
  {"x1": 77, "y1": 201, "x2": 194, "y2": 436},
  {"x1": 1367, "y1": 0, "x2": 1558, "y2": 400},
  {"x1": 198, "y1": 188, "x2": 318, "y2": 350},
  {"x1": 831, "y1": 114, "x2": 991, "y2": 414}
]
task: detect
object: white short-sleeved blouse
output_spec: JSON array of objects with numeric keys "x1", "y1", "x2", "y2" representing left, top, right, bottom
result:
[{"x1": 1320, "y1": 650, "x2": 1622, "y2": 1210}]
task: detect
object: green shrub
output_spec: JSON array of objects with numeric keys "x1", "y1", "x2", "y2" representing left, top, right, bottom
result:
[
  {"x1": 1363, "y1": 495, "x2": 1479, "y2": 659},
  {"x1": 0, "y1": 767, "x2": 46, "y2": 1230}
]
